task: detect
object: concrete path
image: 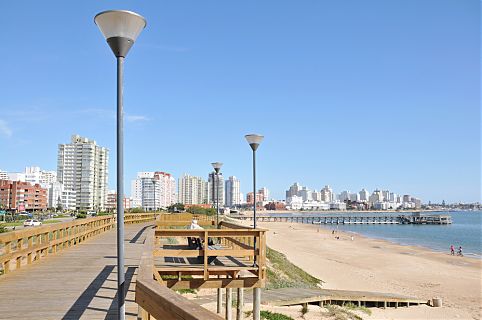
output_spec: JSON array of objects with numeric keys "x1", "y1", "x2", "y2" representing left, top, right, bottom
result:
[{"x1": 0, "y1": 222, "x2": 154, "y2": 319}]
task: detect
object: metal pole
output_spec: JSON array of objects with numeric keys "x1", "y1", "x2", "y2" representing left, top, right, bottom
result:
[
  {"x1": 253, "y1": 149, "x2": 257, "y2": 265},
  {"x1": 216, "y1": 173, "x2": 219, "y2": 227},
  {"x1": 116, "y1": 56, "x2": 126, "y2": 320}
]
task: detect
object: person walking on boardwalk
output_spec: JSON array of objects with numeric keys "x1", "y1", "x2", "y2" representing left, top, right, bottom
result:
[{"x1": 450, "y1": 244, "x2": 455, "y2": 255}]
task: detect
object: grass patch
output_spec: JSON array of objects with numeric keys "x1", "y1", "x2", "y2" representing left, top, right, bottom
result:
[
  {"x1": 344, "y1": 302, "x2": 372, "y2": 315},
  {"x1": 323, "y1": 304, "x2": 366, "y2": 320},
  {"x1": 1, "y1": 222, "x2": 22, "y2": 227},
  {"x1": 260, "y1": 310, "x2": 294, "y2": 320},
  {"x1": 266, "y1": 247, "x2": 321, "y2": 289}
]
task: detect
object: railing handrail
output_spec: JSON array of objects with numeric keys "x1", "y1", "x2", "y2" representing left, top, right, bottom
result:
[
  {"x1": 0, "y1": 213, "x2": 157, "y2": 275},
  {"x1": 136, "y1": 228, "x2": 223, "y2": 320}
]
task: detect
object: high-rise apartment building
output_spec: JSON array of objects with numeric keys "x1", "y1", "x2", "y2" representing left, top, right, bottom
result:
[
  {"x1": 286, "y1": 183, "x2": 302, "y2": 199},
  {"x1": 57, "y1": 135, "x2": 109, "y2": 210},
  {"x1": 359, "y1": 188, "x2": 369, "y2": 202},
  {"x1": 225, "y1": 176, "x2": 242, "y2": 207},
  {"x1": 178, "y1": 174, "x2": 208, "y2": 205},
  {"x1": 258, "y1": 187, "x2": 269, "y2": 201},
  {"x1": 208, "y1": 172, "x2": 225, "y2": 206},
  {"x1": 130, "y1": 171, "x2": 176, "y2": 210},
  {"x1": 320, "y1": 185, "x2": 333, "y2": 202}
]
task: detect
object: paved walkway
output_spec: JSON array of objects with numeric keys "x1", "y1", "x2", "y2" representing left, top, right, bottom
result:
[{"x1": 0, "y1": 222, "x2": 154, "y2": 320}]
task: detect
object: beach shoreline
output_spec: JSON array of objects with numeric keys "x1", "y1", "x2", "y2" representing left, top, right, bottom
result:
[{"x1": 260, "y1": 221, "x2": 482, "y2": 320}]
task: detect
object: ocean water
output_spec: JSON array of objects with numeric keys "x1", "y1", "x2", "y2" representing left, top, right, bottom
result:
[{"x1": 262, "y1": 211, "x2": 482, "y2": 258}]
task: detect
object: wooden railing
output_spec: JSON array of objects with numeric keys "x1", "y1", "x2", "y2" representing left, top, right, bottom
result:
[
  {"x1": 157, "y1": 212, "x2": 216, "y2": 228},
  {"x1": 153, "y1": 221, "x2": 266, "y2": 289},
  {"x1": 0, "y1": 213, "x2": 157, "y2": 275},
  {"x1": 136, "y1": 229, "x2": 223, "y2": 320}
]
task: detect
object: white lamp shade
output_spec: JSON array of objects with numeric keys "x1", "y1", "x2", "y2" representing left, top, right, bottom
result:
[
  {"x1": 245, "y1": 134, "x2": 264, "y2": 145},
  {"x1": 95, "y1": 10, "x2": 146, "y2": 41},
  {"x1": 211, "y1": 162, "x2": 223, "y2": 170}
]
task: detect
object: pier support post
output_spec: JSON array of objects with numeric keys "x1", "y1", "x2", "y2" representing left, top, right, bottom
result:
[
  {"x1": 226, "y1": 288, "x2": 232, "y2": 320},
  {"x1": 237, "y1": 288, "x2": 244, "y2": 320},
  {"x1": 217, "y1": 277, "x2": 223, "y2": 314},
  {"x1": 253, "y1": 287, "x2": 261, "y2": 320}
]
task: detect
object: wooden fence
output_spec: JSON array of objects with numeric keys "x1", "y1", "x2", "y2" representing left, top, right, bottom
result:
[
  {"x1": 0, "y1": 213, "x2": 157, "y2": 275},
  {"x1": 136, "y1": 229, "x2": 223, "y2": 320},
  {"x1": 157, "y1": 212, "x2": 216, "y2": 228}
]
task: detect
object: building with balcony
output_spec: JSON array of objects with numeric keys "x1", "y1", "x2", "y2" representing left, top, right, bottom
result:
[{"x1": 57, "y1": 135, "x2": 109, "y2": 211}]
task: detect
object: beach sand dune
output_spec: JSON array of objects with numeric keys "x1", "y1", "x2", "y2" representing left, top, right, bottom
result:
[{"x1": 261, "y1": 222, "x2": 482, "y2": 320}]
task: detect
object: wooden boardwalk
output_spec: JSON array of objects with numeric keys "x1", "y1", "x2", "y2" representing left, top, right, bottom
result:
[
  {"x1": 260, "y1": 287, "x2": 429, "y2": 308},
  {"x1": 0, "y1": 222, "x2": 154, "y2": 320}
]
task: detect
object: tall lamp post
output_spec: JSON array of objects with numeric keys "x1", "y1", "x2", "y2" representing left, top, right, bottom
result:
[
  {"x1": 211, "y1": 161, "x2": 223, "y2": 314},
  {"x1": 245, "y1": 134, "x2": 263, "y2": 320},
  {"x1": 95, "y1": 10, "x2": 146, "y2": 320},
  {"x1": 211, "y1": 162, "x2": 223, "y2": 227}
]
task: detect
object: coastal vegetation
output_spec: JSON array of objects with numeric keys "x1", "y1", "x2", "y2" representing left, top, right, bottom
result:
[
  {"x1": 266, "y1": 247, "x2": 322, "y2": 289},
  {"x1": 323, "y1": 303, "x2": 371, "y2": 320}
]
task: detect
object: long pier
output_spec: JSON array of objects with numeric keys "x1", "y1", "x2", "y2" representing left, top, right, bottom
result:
[{"x1": 231, "y1": 213, "x2": 452, "y2": 225}]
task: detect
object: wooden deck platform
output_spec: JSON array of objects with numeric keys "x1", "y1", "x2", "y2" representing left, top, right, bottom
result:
[
  {"x1": 260, "y1": 287, "x2": 429, "y2": 308},
  {"x1": 0, "y1": 222, "x2": 155, "y2": 319}
]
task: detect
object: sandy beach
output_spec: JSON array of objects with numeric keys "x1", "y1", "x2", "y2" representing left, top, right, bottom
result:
[{"x1": 260, "y1": 221, "x2": 482, "y2": 320}]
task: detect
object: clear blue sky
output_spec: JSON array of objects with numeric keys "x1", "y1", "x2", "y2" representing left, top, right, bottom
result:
[{"x1": 0, "y1": 1, "x2": 480, "y2": 203}]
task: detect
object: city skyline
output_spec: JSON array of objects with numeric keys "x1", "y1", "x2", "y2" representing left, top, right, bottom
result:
[{"x1": 0, "y1": 1, "x2": 479, "y2": 203}]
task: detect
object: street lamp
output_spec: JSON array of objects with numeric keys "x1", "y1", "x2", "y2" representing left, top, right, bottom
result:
[
  {"x1": 211, "y1": 162, "x2": 223, "y2": 227},
  {"x1": 245, "y1": 133, "x2": 263, "y2": 320},
  {"x1": 95, "y1": 10, "x2": 146, "y2": 320}
]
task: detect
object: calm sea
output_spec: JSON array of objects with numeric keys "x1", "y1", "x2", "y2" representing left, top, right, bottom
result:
[{"x1": 261, "y1": 210, "x2": 482, "y2": 258}]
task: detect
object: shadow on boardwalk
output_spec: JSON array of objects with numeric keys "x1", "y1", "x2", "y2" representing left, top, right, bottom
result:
[{"x1": 62, "y1": 266, "x2": 137, "y2": 320}]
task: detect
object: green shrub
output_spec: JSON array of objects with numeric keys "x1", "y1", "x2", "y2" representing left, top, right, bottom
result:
[
  {"x1": 260, "y1": 310, "x2": 294, "y2": 320},
  {"x1": 76, "y1": 213, "x2": 87, "y2": 219},
  {"x1": 0, "y1": 225, "x2": 7, "y2": 233}
]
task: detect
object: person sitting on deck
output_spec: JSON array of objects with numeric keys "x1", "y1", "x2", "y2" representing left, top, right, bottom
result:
[{"x1": 188, "y1": 219, "x2": 203, "y2": 249}]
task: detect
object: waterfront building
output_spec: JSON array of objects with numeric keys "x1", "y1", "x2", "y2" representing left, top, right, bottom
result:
[
  {"x1": 312, "y1": 190, "x2": 322, "y2": 202},
  {"x1": 339, "y1": 190, "x2": 351, "y2": 202},
  {"x1": 403, "y1": 194, "x2": 412, "y2": 203},
  {"x1": 246, "y1": 192, "x2": 264, "y2": 205},
  {"x1": 320, "y1": 185, "x2": 333, "y2": 202},
  {"x1": 0, "y1": 180, "x2": 47, "y2": 211},
  {"x1": 106, "y1": 190, "x2": 133, "y2": 211},
  {"x1": 57, "y1": 135, "x2": 109, "y2": 211},
  {"x1": 208, "y1": 172, "x2": 225, "y2": 207},
  {"x1": 258, "y1": 187, "x2": 270, "y2": 202},
  {"x1": 131, "y1": 171, "x2": 176, "y2": 211},
  {"x1": 298, "y1": 187, "x2": 312, "y2": 202},
  {"x1": 178, "y1": 174, "x2": 208, "y2": 205},
  {"x1": 369, "y1": 189, "x2": 383, "y2": 204},
  {"x1": 286, "y1": 195, "x2": 303, "y2": 210},
  {"x1": 225, "y1": 176, "x2": 242, "y2": 207},
  {"x1": 286, "y1": 182, "x2": 303, "y2": 199},
  {"x1": 301, "y1": 201, "x2": 330, "y2": 211},
  {"x1": 349, "y1": 192, "x2": 360, "y2": 202},
  {"x1": 359, "y1": 188, "x2": 369, "y2": 202},
  {"x1": 330, "y1": 202, "x2": 347, "y2": 210},
  {"x1": 0, "y1": 170, "x2": 8, "y2": 180},
  {"x1": 382, "y1": 190, "x2": 390, "y2": 202}
]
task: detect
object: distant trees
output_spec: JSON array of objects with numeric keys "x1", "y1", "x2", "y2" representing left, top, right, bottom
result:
[
  {"x1": 186, "y1": 206, "x2": 216, "y2": 216},
  {"x1": 167, "y1": 203, "x2": 185, "y2": 213}
]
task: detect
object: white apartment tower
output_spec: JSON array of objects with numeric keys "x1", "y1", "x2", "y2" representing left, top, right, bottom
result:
[
  {"x1": 178, "y1": 174, "x2": 208, "y2": 205},
  {"x1": 57, "y1": 135, "x2": 109, "y2": 210},
  {"x1": 130, "y1": 171, "x2": 176, "y2": 210},
  {"x1": 225, "y1": 176, "x2": 242, "y2": 207},
  {"x1": 208, "y1": 172, "x2": 225, "y2": 206}
]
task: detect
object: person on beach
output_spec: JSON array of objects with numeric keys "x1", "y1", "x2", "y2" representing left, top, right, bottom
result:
[
  {"x1": 457, "y1": 246, "x2": 463, "y2": 257},
  {"x1": 450, "y1": 244, "x2": 455, "y2": 255}
]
